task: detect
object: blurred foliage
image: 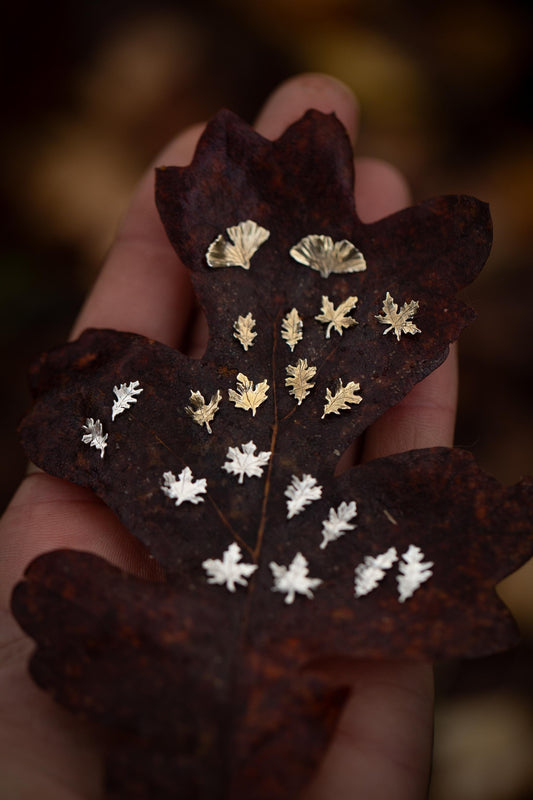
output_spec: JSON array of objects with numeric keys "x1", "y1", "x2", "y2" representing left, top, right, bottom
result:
[{"x1": 1, "y1": 1, "x2": 532, "y2": 796}]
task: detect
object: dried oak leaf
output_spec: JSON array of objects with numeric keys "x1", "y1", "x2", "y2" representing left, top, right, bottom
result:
[
  {"x1": 12, "y1": 109, "x2": 533, "y2": 798},
  {"x1": 12, "y1": 450, "x2": 533, "y2": 799}
]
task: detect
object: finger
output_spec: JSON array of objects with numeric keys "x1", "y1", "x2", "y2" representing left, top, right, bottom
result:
[
  {"x1": 354, "y1": 156, "x2": 411, "y2": 222},
  {"x1": 334, "y1": 156, "x2": 412, "y2": 473},
  {"x1": 363, "y1": 349, "x2": 458, "y2": 461},
  {"x1": 71, "y1": 123, "x2": 205, "y2": 346},
  {"x1": 353, "y1": 155, "x2": 458, "y2": 461},
  {"x1": 3, "y1": 130, "x2": 208, "y2": 601},
  {"x1": 0, "y1": 473, "x2": 163, "y2": 608},
  {"x1": 306, "y1": 150, "x2": 438, "y2": 800},
  {"x1": 255, "y1": 73, "x2": 359, "y2": 142},
  {"x1": 305, "y1": 660, "x2": 434, "y2": 800}
]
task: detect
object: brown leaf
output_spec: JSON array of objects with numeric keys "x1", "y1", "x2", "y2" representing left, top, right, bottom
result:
[
  {"x1": 13, "y1": 109, "x2": 530, "y2": 799},
  {"x1": 12, "y1": 450, "x2": 533, "y2": 797}
]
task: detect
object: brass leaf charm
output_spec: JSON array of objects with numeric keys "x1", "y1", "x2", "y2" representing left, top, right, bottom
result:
[
  {"x1": 233, "y1": 312, "x2": 257, "y2": 351},
  {"x1": 290, "y1": 234, "x2": 366, "y2": 278},
  {"x1": 322, "y1": 379, "x2": 362, "y2": 418},
  {"x1": 206, "y1": 220, "x2": 270, "y2": 270},
  {"x1": 315, "y1": 295, "x2": 358, "y2": 338},
  {"x1": 281, "y1": 308, "x2": 303, "y2": 352},
  {"x1": 285, "y1": 358, "x2": 317, "y2": 405},
  {"x1": 228, "y1": 373, "x2": 269, "y2": 416},
  {"x1": 375, "y1": 291, "x2": 421, "y2": 340},
  {"x1": 185, "y1": 389, "x2": 222, "y2": 434}
]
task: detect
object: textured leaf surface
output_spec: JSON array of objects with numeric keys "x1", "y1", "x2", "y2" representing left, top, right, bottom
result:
[
  {"x1": 13, "y1": 449, "x2": 533, "y2": 797},
  {"x1": 12, "y1": 109, "x2": 533, "y2": 799}
]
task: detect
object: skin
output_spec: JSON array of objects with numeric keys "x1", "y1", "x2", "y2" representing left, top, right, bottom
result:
[{"x1": 0, "y1": 74, "x2": 457, "y2": 799}]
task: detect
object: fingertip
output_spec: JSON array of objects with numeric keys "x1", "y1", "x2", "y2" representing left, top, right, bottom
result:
[
  {"x1": 71, "y1": 123, "x2": 206, "y2": 345},
  {"x1": 355, "y1": 157, "x2": 412, "y2": 222},
  {"x1": 362, "y1": 345, "x2": 459, "y2": 462},
  {"x1": 109, "y1": 121, "x2": 206, "y2": 247},
  {"x1": 255, "y1": 73, "x2": 359, "y2": 143},
  {"x1": 304, "y1": 659, "x2": 434, "y2": 800},
  {"x1": 1, "y1": 473, "x2": 162, "y2": 608},
  {"x1": 157, "y1": 122, "x2": 207, "y2": 164}
]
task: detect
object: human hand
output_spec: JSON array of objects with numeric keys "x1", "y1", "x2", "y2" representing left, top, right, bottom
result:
[{"x1": 0, "y1": 74, "x2": 456, "y2": 799}]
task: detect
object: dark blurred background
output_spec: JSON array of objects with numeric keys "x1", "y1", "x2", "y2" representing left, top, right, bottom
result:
[{"x1": 1, "y1": 1, "x2": 532, "y2": 797}]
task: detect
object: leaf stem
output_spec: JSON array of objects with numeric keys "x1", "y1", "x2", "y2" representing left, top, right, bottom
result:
[{"x1": 252, "y1": 314, "x2": 280, "y2": 560}]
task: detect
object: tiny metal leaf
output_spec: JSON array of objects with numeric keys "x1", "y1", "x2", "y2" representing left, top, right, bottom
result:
[
  {"x1": 285, "y1": 358, "x2": 317, "y2": 405},
  {"x1": 222, "y1": 440, "x2": 271, "y2": 483},
  {"x1": 203, "y1": 543, "x2": 258, "y2": 592},
  {"x1": 354, "y1": 546, "x2": 398, "y2": 597},
  {"x1": 284, "y1": 474, "x2": 323, "y2": 519},
  {"x1": 185, "y1": 388, "x2": 222, "y2": 434},
  {"x1": 228, "y1": 372, "x2": 269, "y2": 416},
  {"x1": 315, "y1": 294, "x2": 358, "y2": 338},
  {"x1": 290, "y1": 234, "x2": 367, "y2": 277},
  {"x1": 233, "y1": 312, "x2": 257, "y2": 351},
  {"x1": 376, "y1": 291, "x2": 421, "y2": 340},
  {"x1": 281, "y1": 307, "x2": 303, "y2": 352},
  {"x1": 397, "y1": 545, "x2": 434, "y2": 602},
  {"x1": 322, "y1": 379, "x2": 362, "y2": 418},
  {"x1": 81, "y1": 417, "x2": 107, "y2": 458},
  {"x1": 13, "y1": 109, "x2": 533, "y2": 799},
  {"x1": 206, "y1": 219, "x2": 270, "y2": 270},
  {"x1": 111, "y1": 380, "x2": 143, "y2": 420},
  {"x1": 270, "y1": 552, "x2": 323, "y2": 604},
  {"x1": 320, "y1": 501, "x2": 358, "y2": 549},
  {"x1": 161, "y1": 466, "x2": 207, "y2": 506}
]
